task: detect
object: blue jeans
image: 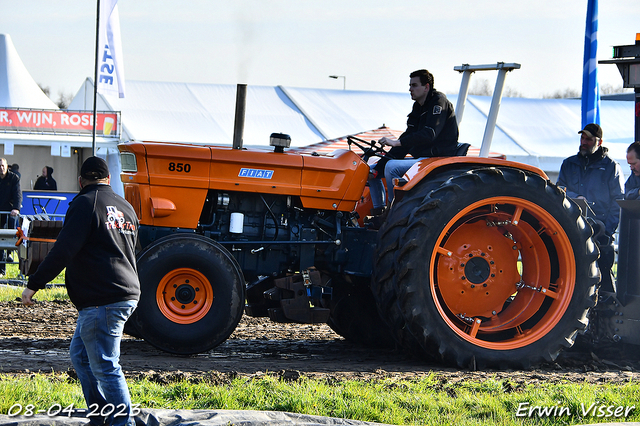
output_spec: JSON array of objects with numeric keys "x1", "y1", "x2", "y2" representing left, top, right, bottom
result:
[
  {"x1": 369, "y1": 157, "x2": 426, "y2": 208},
  {"x1": 70, "y1": 300, "x2": 138, "y2": 426}
]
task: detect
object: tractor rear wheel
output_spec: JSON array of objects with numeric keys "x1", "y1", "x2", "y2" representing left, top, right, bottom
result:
[
  {"x1": 131, "y1": 234, "x2": 245, "y2": 355},
  {"x1": 372, "y1": 168, "x2": 473, "y2": 356},
  {"x1": 380, "y1": 167, "x2": 599, "y2": 368}
]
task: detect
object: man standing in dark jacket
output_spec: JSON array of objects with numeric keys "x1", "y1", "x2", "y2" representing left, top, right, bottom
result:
[
  {"x1": 22, "y1": 156, "x2": 140, "y2": 426},
  {"x1": 624, "y1": 141, "x2": 640, "y2": 200},
  {"x1": 557, "y1": 124, "x2": 624, "y2": 292},
  {"x1": 369, "y1": 69, "x2": 458, "y2": 213},
  {"x1": 0, "y1": 157, "x2": 21, "y2": 275},
  {"x1": 34, "y1": 166, "x2": 57, "y2": 191}
]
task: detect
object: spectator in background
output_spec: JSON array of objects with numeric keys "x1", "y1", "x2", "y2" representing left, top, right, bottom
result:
[
  {"x1": 9, "y1": 163, "x2": 20, "y2": 180},
  {"x1": 624, "y1": 141, "x2": 640, "y2": 200},
  {"x1": 34, "y1": 166, "x2": 57, "y2": 191},
  {"x1": 557, "y1": 124, "x2": 624, "y2": 292},
  {"x1": 0, "y1": 158, "x2": 22, "y2": 275}
]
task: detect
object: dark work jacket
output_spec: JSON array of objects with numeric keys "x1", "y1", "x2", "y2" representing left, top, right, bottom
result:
[
  {"x1": 557, "y1": 146, "x2": 624, "y2": 236},
  {"x1": 625, "y1": 173, "x2": 640, "y2": 200},
  {"x1": 34, "y1": 167, "x2": 57, "y2": 191},
  {"x1": 386, "y1": 89, "x2": 459, "y2": 159},
  {"x1": 27, "y1": 184, "x2": 140, "y2": 310},
  {"x1": 0, "y1": 171, "x2": 22, "y2": 211}
]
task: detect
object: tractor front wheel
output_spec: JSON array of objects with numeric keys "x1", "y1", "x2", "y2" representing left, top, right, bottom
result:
[{"x1": 130, "y1": 234, "x2": 245, "y2": 355}]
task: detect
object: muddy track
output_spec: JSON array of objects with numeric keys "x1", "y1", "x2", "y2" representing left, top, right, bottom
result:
[{"x1": 1, "y1": 300, "x2": 639, "y2": 384}]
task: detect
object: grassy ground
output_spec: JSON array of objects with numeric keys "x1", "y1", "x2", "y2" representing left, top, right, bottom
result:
[
  {"x1": 0, "y1": 264, "x2": 66, "y2": 296},
  {"x1": 1, "y1": 282, "x2": 638, "y2": 424},
  {"x1": 0, "y1": 372, "x2": 638, "y2": 425},
  {"x1": 0, "y1": 283, "x2": 68, "y2": 301}
]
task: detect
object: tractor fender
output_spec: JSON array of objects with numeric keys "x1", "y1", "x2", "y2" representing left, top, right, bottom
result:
[{"x1": 396, "y1": 157, "x2": 549, "y2": 194}]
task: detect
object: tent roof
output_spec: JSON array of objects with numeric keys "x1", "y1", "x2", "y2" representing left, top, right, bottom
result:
[
  {"x1": 462, "y1": 95, "x2": 635, "y2": 171},
  {"x1": 67, "y1": 79, "x2": 635, "y2": 175},
  {"x1": 0, "y1": 34, "x2": 59, "y2": 109},
  {"x1": 68, "y1": 80, "x2": 325, "y2": 148}
]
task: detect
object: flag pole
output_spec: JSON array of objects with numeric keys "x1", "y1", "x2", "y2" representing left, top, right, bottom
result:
[
  {"x1": 92, "y1": 0, "x2": 101, "y2": 156},
  {"x1": 581, "y1": 0, "x2": 600, "y2": 127}
]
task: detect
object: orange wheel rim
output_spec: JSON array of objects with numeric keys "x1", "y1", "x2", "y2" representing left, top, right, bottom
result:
[
  {"x1": 156, "y1": 268, "x2": 214, "y2": 324},
  {"x1": 430, "y1": 196, "x2": 576, "y2": 350}
]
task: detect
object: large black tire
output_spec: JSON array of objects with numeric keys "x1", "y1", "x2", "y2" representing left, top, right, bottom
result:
[
  {"x1": 377, "y1": 167, "x2": 599, "y2": 369},
  {"x1": 130, "y1": 234, "x2": 245, "y2": 355},
  {"x1": 372, "y1": 168, "x2": 472, "y2": 356}
]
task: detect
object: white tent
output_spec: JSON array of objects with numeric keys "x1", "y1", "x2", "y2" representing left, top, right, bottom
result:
[
  {"x1": 0, "y1": 34, "x2": 59, "y2": 109},
  {"x1": 68, "y1": 79, "x2": 325, "y2": 148},
  {"x1": 0, "y1": 34, "x2": 118, "y2": 193},
  {"x1": 2, "y1": 29, "x2": 635, "y2": 187},
  {"x1": 68, "y1": 79, "x2": 635, "y2": 182},
  {"x1": 460, "y1": 95, "x2": 635, "y2": 174}
]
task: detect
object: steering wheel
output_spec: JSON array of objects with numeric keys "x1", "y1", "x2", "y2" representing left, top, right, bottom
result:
[{"x1": 347, "y1": 136, "x2": 388, "y2": 161}]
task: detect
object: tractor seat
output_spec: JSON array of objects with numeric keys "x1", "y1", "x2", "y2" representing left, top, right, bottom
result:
[{"x1": 455, "y1": 143, "x2": 471, "y2": 156}]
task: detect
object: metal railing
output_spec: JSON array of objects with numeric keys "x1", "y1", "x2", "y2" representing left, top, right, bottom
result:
[
  {"x1": 0, "y1": 211, "x2": 19, "y2": 269},
  {"x1": 0, "y1": 211, "x2": 65, "y2": 270}
]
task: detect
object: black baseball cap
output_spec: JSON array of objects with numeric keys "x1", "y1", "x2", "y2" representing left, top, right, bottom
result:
[
  {"x1": 579, "y1": 123, "x2": 603, "y2": 139},
  {"x1": 80, "y1": 156, "x2": 110, "y2": 180}
]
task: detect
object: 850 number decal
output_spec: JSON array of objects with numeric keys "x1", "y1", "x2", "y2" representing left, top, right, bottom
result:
[{"x1": 168, "y1": 162, "x2": 191, "y2": 173}]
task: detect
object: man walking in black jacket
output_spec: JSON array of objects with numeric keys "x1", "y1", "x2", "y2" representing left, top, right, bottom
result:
[{"x1": 22, "y1": 156, "x2": 140, "y2": 426}]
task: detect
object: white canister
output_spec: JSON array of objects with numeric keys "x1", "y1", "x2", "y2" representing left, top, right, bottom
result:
[{"x1": 229, "y1": 212, "x2": 244, "y2": 234}]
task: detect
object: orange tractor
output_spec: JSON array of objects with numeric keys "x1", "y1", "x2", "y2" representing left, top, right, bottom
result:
[
  {"x1": 23, "y1": 61, "x2": 631, "y2": 368},
  {"x1": 108, "y1": 65, "x2": 605, "y2": 368},
  {"x1": 114, "y1": 122, "x2": 600, "y2": 369}
]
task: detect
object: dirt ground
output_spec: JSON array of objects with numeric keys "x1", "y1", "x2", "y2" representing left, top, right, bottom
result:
[{"x1": 1, "y1": 300, "x2": 640, "y2": 385}]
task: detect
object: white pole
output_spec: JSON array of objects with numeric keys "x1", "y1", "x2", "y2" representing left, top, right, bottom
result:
[
  {"x1": 479, "y1": 66, "x2": 508, "y2": 158},
  {"x1": 455, "y1": 68, "x2": 473, "y2": 125},
  {"x1": 92, "y1": 0, "x2": 100, "y2": 156}
]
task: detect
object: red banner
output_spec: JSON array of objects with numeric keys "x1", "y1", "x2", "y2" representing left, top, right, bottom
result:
[{"x1": 0, "y1": 108, "x2": 119, "y2": 137}]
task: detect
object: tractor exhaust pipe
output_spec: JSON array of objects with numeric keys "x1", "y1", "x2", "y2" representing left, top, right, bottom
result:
[{"x1": 232, "y1": 84, "x2": 247, "y2": 150}]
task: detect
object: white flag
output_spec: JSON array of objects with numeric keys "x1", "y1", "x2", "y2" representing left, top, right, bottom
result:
[{"x1": 96, "y1": 0, "x2": 125, "y2": 98}]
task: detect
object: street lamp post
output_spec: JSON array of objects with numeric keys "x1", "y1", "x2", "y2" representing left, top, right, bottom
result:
[{"x1": 329, "y1": 75, "x2": 346, "y2": 90}]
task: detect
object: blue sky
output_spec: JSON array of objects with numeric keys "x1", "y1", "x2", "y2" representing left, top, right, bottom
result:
[{"x1": 1, "y1": 0, "x2": 638, "y2": 99}]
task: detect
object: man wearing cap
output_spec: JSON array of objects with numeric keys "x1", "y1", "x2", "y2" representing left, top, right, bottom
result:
[
  {"x1": 557, "y1": 123, "x2": 624, "y2": 292},
  {"x1": 21, "y1": 156, "x2": 140, "y2": 426}
]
